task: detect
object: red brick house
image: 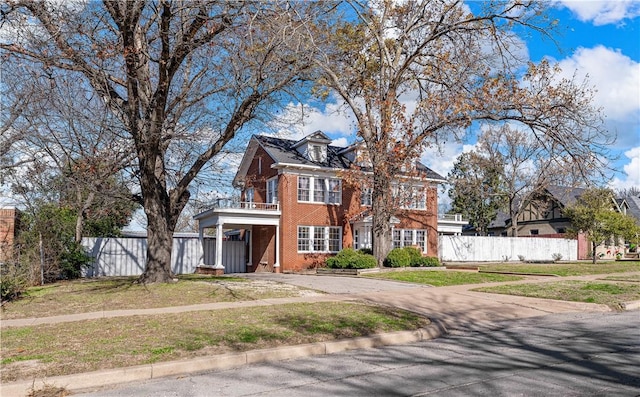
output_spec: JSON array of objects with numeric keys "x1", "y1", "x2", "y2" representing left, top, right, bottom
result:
[
  {"x1": 194, "y1": 131, "x2": 447, "y2": 273},
  {"x1": 0, "y1": 207, "x2": 19, "y2": 263}
]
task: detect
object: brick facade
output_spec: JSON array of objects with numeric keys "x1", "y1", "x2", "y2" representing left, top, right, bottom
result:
[
  {"x1": 233, "y1": 134, "x2": 444, "y2": 273},
  {"x1": 0, "y1": 207, "x2": 19, "y2": 262}
]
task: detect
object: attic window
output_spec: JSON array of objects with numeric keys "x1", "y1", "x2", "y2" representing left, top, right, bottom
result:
[{"x1": 309, "y1": 144, "x2": 326, "y2": 162}]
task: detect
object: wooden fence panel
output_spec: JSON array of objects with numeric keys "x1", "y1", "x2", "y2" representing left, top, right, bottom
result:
[
  {"x1": 82, "y1": 236, "x2": 246, "y2": 277},
  {"x1": 438, "y1": 235, "x2": 577, "y2": 262}
]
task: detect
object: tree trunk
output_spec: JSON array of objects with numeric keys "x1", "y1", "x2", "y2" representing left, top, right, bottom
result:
[
  {"x1": 592, "y1": 241, "x2": 597, "y2": 264},
  {"x1": 137, "y1": 172, "x2": 176, "y2": 284},
  {"x1": 371, "y1": 171, "x2": 393, "y2": 267},
  {"x1": 140, "y1": 212, "x2": 174, "y2": 283}
]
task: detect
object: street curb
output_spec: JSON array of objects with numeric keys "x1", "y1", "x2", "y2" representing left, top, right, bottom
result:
[
  {"x1": 620, "y1": 300, "x2": 640, "y2": 310},
  {"x1": 0, "y1": 322, "x2": 447, "y2": 397}
]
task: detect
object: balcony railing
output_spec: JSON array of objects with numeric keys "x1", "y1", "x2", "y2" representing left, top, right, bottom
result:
[
  {"x1": 209, "y1": 199, "x2": 279, "y2": 211},
  {"x1": 438, "y1": 213, "x2": 466, "y2": 222}
]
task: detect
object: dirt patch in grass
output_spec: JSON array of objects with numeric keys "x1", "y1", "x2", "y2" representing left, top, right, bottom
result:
[
  {"x1": 478, "y1": 262, "x2": 640, "y2": 276},
  {"x1": 1, "y1": 275, "x2": 322, "y2": 320},
  {"x1": 603, "y1": 274, "x2": 640, "y2": 282},
  {"x1": 474, "y1": 280, "x2": 640, "y2": 309},
  {"x1": 0, "y1": 302, "x2": 428, "y2": 383},
  {"x1": 364, "y1": 270, "x2": 523, "y2": 286}
]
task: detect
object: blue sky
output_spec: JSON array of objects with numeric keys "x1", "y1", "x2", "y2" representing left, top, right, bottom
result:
[{"x1": 281, "y1": 0, "x2": 640, "y2": 197}]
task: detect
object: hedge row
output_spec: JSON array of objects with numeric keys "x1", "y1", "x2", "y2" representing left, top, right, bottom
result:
[{"x1": 326, "y1": 247, "x2": 440, "y2": 269}]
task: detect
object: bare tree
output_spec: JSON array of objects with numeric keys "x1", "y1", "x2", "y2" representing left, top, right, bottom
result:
[
  {"x1": 1, "y1": 1, "x2": 329, "y2": 282},
  {"x1": 313, "y1": 0, "x2": 611, "y2": 264}
]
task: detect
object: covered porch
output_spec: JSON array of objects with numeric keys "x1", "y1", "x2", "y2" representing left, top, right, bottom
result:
[{"x1": 193, "y1": 200, "x2": 281, "y2": 275}]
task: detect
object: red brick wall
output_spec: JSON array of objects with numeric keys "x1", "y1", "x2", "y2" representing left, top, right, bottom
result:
[
  {"x1": 251, "y1": 225, "x2": 276, "y2": 272},
  {"x1": 279, "y1": 174, "x2": 354, "y2": 271},
  {"x1": 242, "y1": 146, "x2": 278, "y2": 203},
  {"x1": 240, "y1": 147, "x2": 440, "y2": 271},
  {"x1": 0, "y1": 208, "x2": 18, "y2": 262}
]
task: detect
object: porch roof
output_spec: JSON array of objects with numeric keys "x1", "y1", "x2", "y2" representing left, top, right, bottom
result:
[{"x1": 194, "y1": 201, "x2": 281, "y2": 229}]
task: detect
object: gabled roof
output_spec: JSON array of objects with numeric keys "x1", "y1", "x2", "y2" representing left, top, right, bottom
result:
[
  {"x1": 256, "y1": 134, "x2": 352, "y2": 169},
  {"x1": 291, "y1": 130, "x2": 332, "y2": 149},
  {"x1": 233, "y1": 132, "x2": 446, "y2": 185},
  {"x1": 545, "y1": 185, "x2": 588, "y2": 207},
  {"x1": 621, "y1": 195, "x2": 640, "y2": 224}
]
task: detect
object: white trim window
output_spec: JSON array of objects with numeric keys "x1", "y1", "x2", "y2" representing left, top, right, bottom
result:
[
  {"x1": 360, "y1": 187, "x2": 372, "y2": 206},
  {"x1": 298, "y1": 177, "x2": 310, "y2": 201},
  {"x1": 267, "y1": 178, "x2": 278, "y2": 204},
  {"x1": 245, "y1": 187, "x2": 254, "y2": 204},
  {"x1": 297, "y1": 176, "x2": 342, "y2": 205},
  {"x1": 314, "y1": 178, "x2": 326, "y2": 202},
  {"x1": 393, "y1": 184, "x2": 426, "y2": 210},
  {"x1": 297, "y1": 226, "x2": 342, "y2": 253},
  {"x1": 392, "y1": 229, "x2": 428, "y2": 253}
]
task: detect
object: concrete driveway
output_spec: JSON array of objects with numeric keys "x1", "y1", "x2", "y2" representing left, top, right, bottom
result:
[{"x1": 236, "y1": 272, "x2": 430, "y2": 294}]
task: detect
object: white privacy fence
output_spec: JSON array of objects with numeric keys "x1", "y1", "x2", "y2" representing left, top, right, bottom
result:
[
  {"x1": 438, "y1": 235, "x2": 577, "y2": 262},
  {"x1": 81, "y1": 235, "x2": 246, "y2": 277}
]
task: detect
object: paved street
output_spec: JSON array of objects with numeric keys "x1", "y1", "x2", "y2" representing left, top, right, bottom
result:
[{"x1": 79, "y1": 310, "x2": 640, "y2": 397}]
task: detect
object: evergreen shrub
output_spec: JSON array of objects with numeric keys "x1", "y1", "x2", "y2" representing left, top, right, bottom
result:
[
  {"x1": 384, "y1": 248, "x2": 410, "y2": 267},
  {"x1": 326, "y1": 248, "x2": 377, "y2": 269}
]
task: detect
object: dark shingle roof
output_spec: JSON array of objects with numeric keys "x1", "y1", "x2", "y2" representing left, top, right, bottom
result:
[
  {"x1": 255, "y1": 134, "x2": 446, "y2": 181},
  {"x1": 256, "y1": 135, "x2": 351, "y2": 169},
  {"x1": 623, "y1": 196, "x2": 640, "y2": 224}
]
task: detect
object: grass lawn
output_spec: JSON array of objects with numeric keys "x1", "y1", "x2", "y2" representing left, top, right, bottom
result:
[
  {"x1": 478, "y1": 261, "x2": 640, "y2": 276},
  {"x1": 474, "y1": 280, "x2": 640, "y2": 309},
  {"x1": 0, "y1": 302, "x2": 428, "y2": 383},
  {"x1": 364, "y1": 270, "x2": 523, "y2": 286},
  {"x1": 1, "y1": 275, "x2": 321, "y2": 320}
]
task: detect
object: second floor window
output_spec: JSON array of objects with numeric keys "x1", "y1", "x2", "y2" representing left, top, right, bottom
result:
[
  {"x1": 267, "y1": 178, "x2": 278, "y2": 204},
  {"x1": 360, "y1": 187, "x2": 372, "y2": 206},
  {"x1": 297, "y1": 176, "x2": 341, "y2": 205},
  {"x1": 393, "y1": 184, "x2": 426, "y2": 210}
]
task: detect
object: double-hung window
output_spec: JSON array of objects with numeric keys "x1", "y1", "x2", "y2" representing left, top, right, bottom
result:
[
  {"x1": 360, "y1": 187, "x2": 372, "y2": 206},
  {"x1": 297, "y1": 226, "x2": 342, "y2": 253},
  {"x1": 297, "y1": 176, "x2": 342, "y2": 205},
  {"x1": 314, "y1": 178, "x2": 326, "y2": 202},
  {"x1": 392, "y1": 229, "x2": 428, "y2": 253},
  {"x1": 297, "y1": 227, "x2": 310, "y2": 251},
  {"x1": 266, "y1": 178, "x2": 278, "y2": 204},
  {"x1": 328, "y1": 179, "x2": 341, "y2": 204},
  {"x1": 298, "y1": 177, "x2": 310, "y2": 201}
]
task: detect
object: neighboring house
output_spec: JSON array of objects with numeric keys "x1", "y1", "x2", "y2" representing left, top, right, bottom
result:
[
  {"x1": 194, "y1": 131, "x2": 447, "y2": 273},
  {"x1": 485, "y1": 186, "x2": 586, "y2": 237},
  {"x1": 476, "y1": 186, "x2": 630, "y2": 260}
]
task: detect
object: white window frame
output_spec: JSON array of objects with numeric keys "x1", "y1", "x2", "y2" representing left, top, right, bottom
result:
[
  {"x1": 392, "y1": 228, "x2": 428, "y2": 253},
  {"x1": 297, "y1": 226, "x2": 342, "y2": 253},
  {"x1": 360, "y1": 187, "x2": 372, "y2": 206},
  {"x1": 266, "y1": 177, "x2": 278, "y2": 204},
  {"x1": 245, "y1": 187, "x2": 254, "y2": 203},
  {"x1": 298, "y1": 176, "x2": 310, "y2": 201},
  {"x1": 393, "y1": 184, "x2": 426, "y2": 210},
  {"x1": 308, "y1": 144, "x2": 326, "y2": 162},
  {"x1": 297, "y1": 176, "x2": 342, "y2": 205}
]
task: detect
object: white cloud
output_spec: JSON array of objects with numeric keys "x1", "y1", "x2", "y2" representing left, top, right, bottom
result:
[
  {"x1": 331, "y1": 137, "x2": 348, "y2": 148},
  {"x1": 556, "y1": 0, "x2": 640, "y2": 25},
  {"x1": 554, "y1": 45, "x2": 640, "y2": 148},
  {"x1": 271, "y1": 97, "x2": 357, "y2": 141},
  {"x1": 610, "y1": 146, "x2": 640, "y2": 189}
]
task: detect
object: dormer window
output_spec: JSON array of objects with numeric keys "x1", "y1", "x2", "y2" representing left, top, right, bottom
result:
[{"x1": 309, "y1": 144, "x2": 326, "y2": 162}]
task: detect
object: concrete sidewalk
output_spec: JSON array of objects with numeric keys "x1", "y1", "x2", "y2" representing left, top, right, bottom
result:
[{"x1": 1, "y1": 272, "x2": 637, "y2": 396}]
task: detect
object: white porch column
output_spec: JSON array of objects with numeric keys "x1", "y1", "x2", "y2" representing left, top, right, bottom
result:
[
  {"x1": 273, "y1": 225, "x2": 280, "y2": 271},
  {"x1": 197, "y1": 225, "x2": 206, "y2": 266},
  {"x1": 214, "y1": 223, "x2": 224, "y2": 271}
]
